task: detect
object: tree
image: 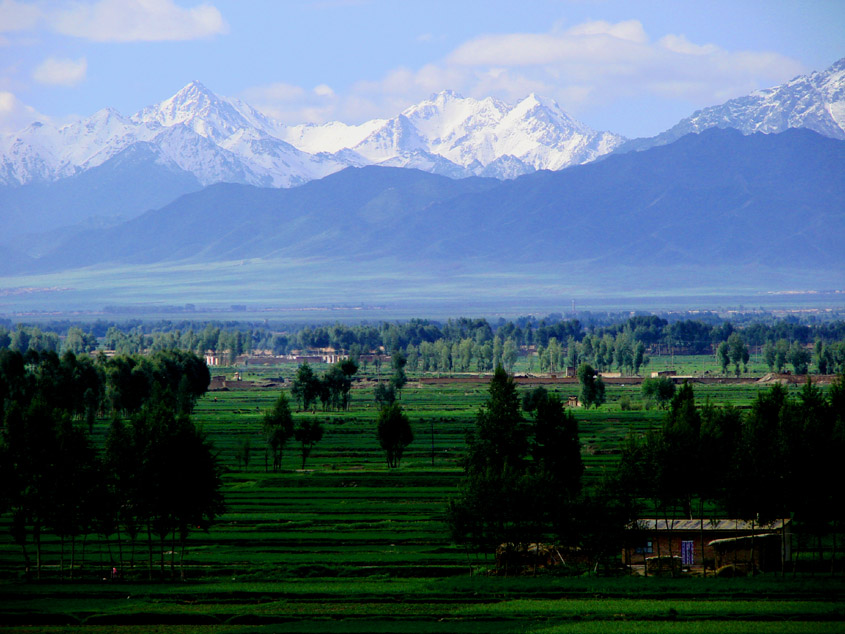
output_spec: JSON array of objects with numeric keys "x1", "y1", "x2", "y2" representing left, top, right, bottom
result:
[
  {"x1": 390, "y1": 352, "x2": 408, "y2": 397},
  {"x1": 464, "y1": 365, "x2": 527, "y2": 474},
  {"x1": 641, "y1": 377, "x2": 675, "y2": 409},
  {"x1": 373, "y1": 382, "x2": 396, "y2": 408},
  {"x1": 787, "y1": 342, "x2": 811, "y2": 375},
  {"x1": 527, "y1": 388, "x2": 583, "y2": 500},
  {"x1": 774, "y1": 339, "x2": 790, "y2": 373},
  {"x1": 294, "y1": 418, "x2": 324, "y2": 469},
  {"x1": 763, "y1": 341, "x2": 777, "y2": 371},
  {"x1": 450, "y1": 372, "x2": 587, "y2": 568},
  {"x1": 291, "y1": 363, "x2": 320, "y2": 412},
  {"x1": 376, "y1": 403, "x2": 413, "y2": 468},
  {"x1": 716, "y1": 341, "x2": 730, "y2": 375},
  {"x1": 323, "y1": 362, "x2": 355, "y2": 411},
  {"x1": 113, "y1": 399, "x2": 224, "y2": 580},
  {"x1": 633, "y1": 341, "x2": 648, "y2": 375},
  {"x1": 63, "y1": 327, "x2": 97, "y2": 355},
  {"x1": 577, "y1": 363, "x2": 605, "y2": 409},
  {"x1": 727, "y1": 332, "x2": 749, "y2": 376},
  {"x1": 236, "y1": 437, "x2": 251, "y2": 471},
  {"x1": 502, "y1": 338, "x2": 518, "y2": 372},
  {"x1": 262, "y1": 393, "x2": 294, "y2": 471}
]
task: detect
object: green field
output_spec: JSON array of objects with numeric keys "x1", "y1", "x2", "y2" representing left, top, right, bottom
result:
[{"x1": 1, "y1": 366, "x2": 842, "y2": 633}]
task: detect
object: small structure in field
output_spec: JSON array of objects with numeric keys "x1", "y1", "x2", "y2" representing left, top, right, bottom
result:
[
  {"x1": 623, "y1": 518, "x2": 791, "y2": 573},
  {"x1": 709, "y1": 533, "x2": 786, "y2": 573}
]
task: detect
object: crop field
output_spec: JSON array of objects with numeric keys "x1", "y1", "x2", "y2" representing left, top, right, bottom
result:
[{"x1": 1, "y1": 363, "x2": 843, "y2": 632}]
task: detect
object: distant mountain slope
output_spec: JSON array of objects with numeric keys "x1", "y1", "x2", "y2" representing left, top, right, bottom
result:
[
  {"x1": 14, "y1": 128, "x2": 844, "y2": 278},
  {"x1": 1, "y1": 143, "x2": 203, "y2": 241},
  {"x1": 618, "y1": 57, "x2": 845, "y2": 153},
  {"x1": 24, "y1": 167, "x2": 499, "y2": 272},
  {"x1": 409, "y1": 128, "x2": 845, "y2": 269}
]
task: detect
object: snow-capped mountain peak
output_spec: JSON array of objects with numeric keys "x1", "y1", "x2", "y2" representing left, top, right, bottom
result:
[
  {"x1": 10, "y1": 57, "x2": 844, "y2": 192},
  {"x1": 620, "y1": 56, "x2": 845, "y2": 152},
  {"x1": 132, "y1": 80, "x2": 261, "y2": 144}
]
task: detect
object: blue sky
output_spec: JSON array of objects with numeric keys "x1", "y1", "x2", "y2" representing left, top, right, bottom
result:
[{"x1": 1, "y1": 0, "x2": 843, "y2": 137}]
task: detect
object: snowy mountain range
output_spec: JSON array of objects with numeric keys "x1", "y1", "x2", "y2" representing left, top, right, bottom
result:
[
  {"x1": 1, "y1": 57, "x2": 843, "y2": 240},
  {"x1": 0, "y1": 83, "x2": 623, "y2": 190}
]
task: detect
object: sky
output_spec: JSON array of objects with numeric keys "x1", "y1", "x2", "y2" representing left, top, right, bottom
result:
[{"x1": 1, "y1": 0, "x2": 843, "y2": 138}]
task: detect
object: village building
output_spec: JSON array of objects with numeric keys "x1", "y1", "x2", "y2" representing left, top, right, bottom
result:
[{"x1": 623, "y1": 518, "x2": 791, "y2": 573}]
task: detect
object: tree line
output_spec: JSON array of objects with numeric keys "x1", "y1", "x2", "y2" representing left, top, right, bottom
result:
[
  {"x1": 0, "y1": 348, "x2": 223, "y2": 580},
  {"x1": 4, "y1": 314, "x2": 845, "y2": 371}
]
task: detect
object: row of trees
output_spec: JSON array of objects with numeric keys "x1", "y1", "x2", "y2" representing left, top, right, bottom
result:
[
  {"x1": 290, "y1": 360, "x2": 359, "y2": 412},
  {"x1": 0, "y1": 349, "x2": 223, "y2": 580},
  {"x1": 448, "y1": 365, "x2": 845, "y2": 574},
  {"x1": 538, "y1": 333, "x2": 649, "y2": 375},
  {"x1": 613, "y1": 377, "x2": 845, "y2": 573},
  {"x1": 5, "y1": 315, "x2": 845, "y2": 370},
  {"x1": 447, "y1": 367, "x2": 590, "y2": 565}
]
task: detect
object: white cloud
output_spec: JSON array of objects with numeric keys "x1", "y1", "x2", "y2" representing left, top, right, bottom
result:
[
  {"x1": 0, "y1": 91, "x2": 47, "y2": 133},
  {"x1": 658, "y1": 34, "x2": 719, "y2": 56},
  {"x1": 0, "y1": 0, "x2": 42, "y2": 32},
  {"x1": 566, "y1": 19, "x2": 648, "y2": 44},
  {"x1": 242, "y1": 82, "x2": 338, "y2": 124},
  {"x1": 439, "y1": 19, "x2": 803, "y2": 113},
  {"x1": 242, "y1": 18, "x2": 806, "y2": 129},
  {"x1": 33, "y1": 56, "x2": 87, "y2": 86},
  {"x1": 51, "y1": 0, "x2": 227, "y2": 42}
]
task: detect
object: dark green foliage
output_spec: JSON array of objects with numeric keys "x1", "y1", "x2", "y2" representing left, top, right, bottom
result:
[
  {"x1": 390, "y1": 352, "x2": 408, "y2": 395},
  {"x1": 294, "y1": 418, "x2": 324, "y2": 469},
  {"x1": 373, "y1": 382, "x2": 396, "y2": 408},
  {"x1": 263, "y1": 393, "x2": 294, "y2": 472},
  {"x1": 577, "y1": 363, "x2": 606, "y2": 409},
  {"x1": 291, "y1": 363, "x2": 320, "y2": 412},
  {"x1": 376, "y1": 403, "x2": 413, "y2": 468},
  {"x1": 787, "y1": 342, "x2": 812, "y2": 375},
  {"x1": 322, "y1": 359, "x2": 358, "y2": 411},
  {"x1": 727, "y1": 332, "x2": 749, "y2": 375},
  {"x1": 0, "y1": 346, "x2": 221, "y2": 580},
  {"x1": 119, "y1": 399, "x2": 225, "y2": 579},
  {"x1": 450, "y1": 369, "x2": 586, "y2": 566},
  {"x1": 641, "y1": 377, "x2": 676, "y2": 409},
  {"x1": 716, "y1": 341, "x2": 730, "y2": 375},
  {"x1": 529, "y1": 388, "x2": 583, "y2": 500},
  {"x1": 463, "y1": 365, "x2": 527, "y2": 474}
]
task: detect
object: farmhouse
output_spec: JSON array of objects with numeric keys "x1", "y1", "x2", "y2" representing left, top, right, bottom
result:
[{"x1": 623, "y1": 518, "x2": 791, "y2": 573}]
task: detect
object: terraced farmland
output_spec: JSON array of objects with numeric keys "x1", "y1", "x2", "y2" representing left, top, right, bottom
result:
[{"x1": 1, "y1": 369, "x2": 843, "y2": 632}]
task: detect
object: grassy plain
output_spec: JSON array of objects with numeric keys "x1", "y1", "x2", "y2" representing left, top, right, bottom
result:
[{"x1": 1, "y1": 362, "x2": 843, "y2": 632}]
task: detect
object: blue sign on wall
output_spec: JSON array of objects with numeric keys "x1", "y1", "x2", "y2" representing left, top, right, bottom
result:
[{"x1": 681, "y1": 540, "x2": 695, "y2": 565}]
